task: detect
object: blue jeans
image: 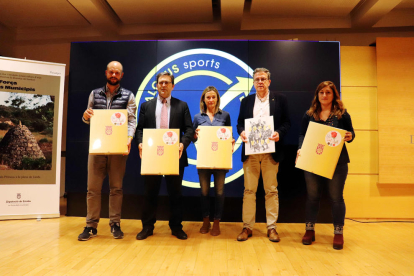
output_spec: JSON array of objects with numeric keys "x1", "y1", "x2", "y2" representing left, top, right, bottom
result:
[
  {"x1": 304, "y1": 163, "x2": 348, "y2": 227},
  {"x1": 198, "y1": 169, "x2": 226, "y2": 220}
]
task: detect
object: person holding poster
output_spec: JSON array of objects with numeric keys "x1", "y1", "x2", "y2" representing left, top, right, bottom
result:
[
  {"x1": 193, "y1": 86, "x2": 235, "y2": 236},
  {"x1": 236, "y1": 68, "x2": 291, "y2": 242},
  {"x1": 296, "y1": 81, "x2": 354, "y2": 250},
  {"x1": 135, "y1": 72, "x2": 194, "y2": 240},
  {"x1": 78, "y1": 61, "x2": 137, "y2": 241}
]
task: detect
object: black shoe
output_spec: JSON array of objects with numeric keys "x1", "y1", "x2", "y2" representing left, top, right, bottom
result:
[
  {"x1": 172, "y1": 229, "x2": 188, "y2": 240},
  {"x1": 78, "y1": 226, "x2": 97, "y2": 241},
  {"x1": 111, "y1": 223, "x2": 124, "y2": 239},
  {"x1": 136, "y1": 228, "x2": 153, "y2": 240}
]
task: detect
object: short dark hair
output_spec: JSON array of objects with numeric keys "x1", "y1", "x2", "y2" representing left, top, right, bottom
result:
[
  {"x1": 156, "y1": 72, "x2": 175, "y2": 85},
  {"x1": 253, "y1": 68, "x2": 270, "y2": 80}
]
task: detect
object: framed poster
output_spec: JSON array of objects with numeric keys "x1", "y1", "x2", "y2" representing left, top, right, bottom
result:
[
  {"x1": 196, "y1": 126, "x2": 232, "y2": 170},
  {"x1": 245, "y1": 116, "x2": 275, "y2": 155},
  {"x1": 141, "y1": 129, "x2": 180, "y2": 175},
  {"x1": 296, "y1": 122, "x2": 346, "y2": 179},
  {"x1": 89, "y1": 109, "x2": 128, "y2": 155}
]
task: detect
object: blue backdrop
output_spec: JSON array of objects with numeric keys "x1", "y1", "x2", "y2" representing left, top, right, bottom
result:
[{"x1": 66, "y1": 40, "x2": 340, "y2": 222}]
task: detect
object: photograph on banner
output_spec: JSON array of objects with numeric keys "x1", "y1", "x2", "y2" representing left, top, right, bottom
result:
[
  {"x1": 0, "y1": 70, "x2": 60, "y2": 184},
  {"x1": 0, "y1": 91, "x2": 54, "y2": 170},
  {"x1": 245, "y1": 116, "x2": 275, "y2": 155}
]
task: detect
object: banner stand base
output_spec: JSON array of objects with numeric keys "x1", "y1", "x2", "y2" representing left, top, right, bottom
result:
[{"x1": 0, "y1": 213, "x2": 60, "y2": 221}]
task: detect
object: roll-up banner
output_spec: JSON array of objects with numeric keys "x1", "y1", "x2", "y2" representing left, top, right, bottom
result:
[{"x1": 0, "y1": 57, "x2": 65, "y2": 220}]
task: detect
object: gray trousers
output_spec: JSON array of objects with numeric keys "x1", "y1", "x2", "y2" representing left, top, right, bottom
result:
[{"x1": 86, "y1": 154, "x2": 128, "y2": 228}]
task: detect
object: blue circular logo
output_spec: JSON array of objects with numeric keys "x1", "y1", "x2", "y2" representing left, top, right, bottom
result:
[{"x1": 137, "y1": 48, "x2": 255, "y2": 187}]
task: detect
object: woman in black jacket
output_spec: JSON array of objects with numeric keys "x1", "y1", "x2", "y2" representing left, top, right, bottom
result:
[{"x1": 296, "y1": 81, "x2": 355, "y2": 250}]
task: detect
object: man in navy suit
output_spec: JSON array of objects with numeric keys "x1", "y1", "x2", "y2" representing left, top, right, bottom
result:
[
  {"x1": 236, "y1": 68, "x2": 291, "y2": 242},
  {"x1": 135, "y1": 72, "x2": 194, "y2": 240}
]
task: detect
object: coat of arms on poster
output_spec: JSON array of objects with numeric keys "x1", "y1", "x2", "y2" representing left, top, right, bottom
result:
[
  {"x1": 316, "y1": 143, "x2": 324, "y2": 155},
  {"x1": 211, "y1": 142, "x2": 218, "y2": 151},
  {"x1": 245, "y1": 116, "x2": 275, "y2": 155},
  {"x1": 105, "y1": 126, "x2": 112, "y2": 135},
  {"x1": 157, "y1": 146, "x2": 164, "y2": 156}
]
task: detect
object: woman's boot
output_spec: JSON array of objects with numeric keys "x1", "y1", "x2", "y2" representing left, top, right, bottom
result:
[
  {"x1": 210, "y1": 219, "x2": 220, "y2": 236},
  {"x1": 200, "y1": 217, "x2": 211, "y2": 234},
  {"x1": 302, "y1": 222, "x2": 315, "y2": 245},
  {"x1": 333, "y1": 225, "x2": 344, "y2": 250}
]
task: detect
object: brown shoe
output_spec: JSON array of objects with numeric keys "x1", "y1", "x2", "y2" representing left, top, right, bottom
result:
[
  {"x1": 302, "y1": 230, "x2": 315, "y2": 245},
  {"x1": 267, "y1": 228, "x2": 280, "y2": 242},
  {"x1": 210, "y1": 219, "x2": 220, "y2": 236},
  {"x1": 333, "y1": 234, "x2": 344, "y2": 250},
  {"x1": 200, "y1": 217, "x2": 211, "y2": 234},
  {"x1": 237, "y1": 228, "x2": 252, "y2": 241}
]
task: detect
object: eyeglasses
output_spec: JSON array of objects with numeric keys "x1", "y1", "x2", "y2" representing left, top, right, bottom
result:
[
  {"x1": 254, "y1": 78, "x2": 268, "y2": 83},
  {"x1": 158, "y1": 81, "x2": 172, "y2": 85}
]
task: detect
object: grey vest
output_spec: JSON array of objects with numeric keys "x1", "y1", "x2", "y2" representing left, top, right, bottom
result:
[{"x1": 92, "y1": 86, "x2": 132, "y2": 109}]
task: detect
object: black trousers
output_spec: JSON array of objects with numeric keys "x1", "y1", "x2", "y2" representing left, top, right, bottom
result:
[
  {"x1": 304, "y1": 163, "x2": 348, "y2": 226},
  {"x1": 141, "y1": 167, "x2": 184, "y2": 231}
]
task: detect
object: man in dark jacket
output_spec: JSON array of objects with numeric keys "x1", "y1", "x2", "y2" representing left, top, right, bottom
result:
[
  {"x1": 135, "y1": 72, "x2": 194, "y2": 240},
  {"x1": 236, "y1": 68, "x2": 291, "y2": 242},
  {"x1": 78, "y1": 61, "x2": 136, "y2": 241}
]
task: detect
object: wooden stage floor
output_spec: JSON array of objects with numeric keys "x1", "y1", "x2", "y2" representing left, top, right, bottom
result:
[{"x1": 1, "y1": 212, "x2": 414, "y2": 276}]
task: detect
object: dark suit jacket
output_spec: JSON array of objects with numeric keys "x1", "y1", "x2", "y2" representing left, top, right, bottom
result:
[
  {"x1": 298, "y1": 110, "x2": 355, "y2": 164},
  {"x1": 237, "y1": 91, "x2": 291, "y2": 163},
  {"x1": 135, "y1": 97, "x2": 194, "y2": 167}
]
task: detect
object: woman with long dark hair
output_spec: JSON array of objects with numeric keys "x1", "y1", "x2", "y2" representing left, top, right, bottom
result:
[{"x1": 297, "y1": 81, "x2": 355, "y2": 250}]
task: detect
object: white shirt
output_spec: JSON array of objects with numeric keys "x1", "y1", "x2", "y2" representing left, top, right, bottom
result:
[
  {"x1": 155, "y1": 95, "x2": 171, "y2": 129},
  {"x1": 253, "y1": 92, "x2": 270, "y2": 118}
]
